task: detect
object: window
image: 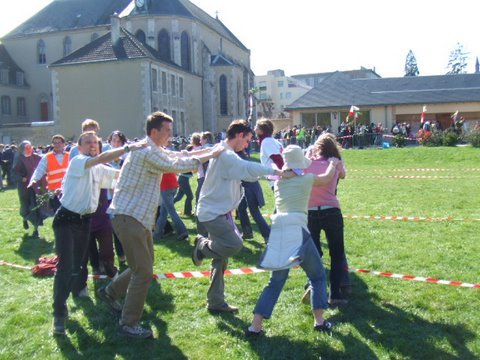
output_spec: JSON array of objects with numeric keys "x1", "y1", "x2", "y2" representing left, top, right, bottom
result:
[
  {"x1": 277, "y1": 81, "x2": 284, "y2": 87},
  {"x1": 219, "y1": 74, "x2": 228, "y2": 115},
  {"x1": 91, "y1": 33, "x2": 99, "y2": 41},
  {"x1": 135, "y1": 30, "x2": 146, "y2": 43},
  {"x1": 172, "y1": 110, "x2": 177, "y2": 120},
  {"x1": 37, "y1": 40, "x2": 46, "y2": 64},
  {"x1": 63, "y1": 36, "x2": 72, "y2": 57},
  {"x1": 1, "y1": 96, "x2": 11, "y2": 115},
  {"x1": 151, "y1": 69, "x2": 158, "y2": 92},
  {"x1": 0, "y1": 69, "x2": 8, "y2": 84},
  {"x1": 16, "y1": 72, "x2": 24, "y2": 86},
  {"x1": 180, "y1": 112, "x2": 185, "y2": 135},
  {"x1": 170, "y1": 74, "x2": 176, "y2": 96},
  {"x1": 180, "y1": 31, "x2": 191, "y2": 71},
  {"x1": 158, "y1": 29, "x2": 171, "y2": 61},
  {"x1": 280, "y1": 93, "x2": 283, "y2": 99},
  {"x1": 179, "y1": 77, "x2": 184, "y2": 98},
  {"x1": 17, "y1": 97, "x2": 26, "y2": 117},
  {"x1": 286, "y1": 92, "x2": 292, "y2": 99},
  {"x1": 161, "y1": 71, "x2": 167, "y2": 94},
  {"x1": 258, "y1": 81, "x2": 267, "y2": 91}
]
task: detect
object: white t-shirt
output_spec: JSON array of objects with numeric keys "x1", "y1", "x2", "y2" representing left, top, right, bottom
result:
[
  {"x1": 60, "y1": 154, "x2": 118, "y2": 215},
  {"x1": 260, "y1": 137, "x2": 283, "y2": 186}
]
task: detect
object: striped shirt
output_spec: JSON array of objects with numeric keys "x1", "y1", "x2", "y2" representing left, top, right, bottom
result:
[{"x1": 108, "y1": 136, "x2": 201, "y2": 229}]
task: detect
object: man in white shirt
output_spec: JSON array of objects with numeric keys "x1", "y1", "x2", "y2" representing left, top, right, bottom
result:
[
  {"x1": 193, "y1": 119, "x2": 292, "y2": 314},
  {"x1": 51, "y1": 131, "x2": 145, "y2": 336}
]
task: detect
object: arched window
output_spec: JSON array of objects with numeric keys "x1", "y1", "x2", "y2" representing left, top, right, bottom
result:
[
  {"x1": 1, "y1": 96, "x2": 11, "y2": 115},
  {"x1": 63, "y1": 36, "x2": 72, "y2": 57},
  {"x1": 219, "y1": 75, "x2": 228, "y2": 115},
  {"x1": 180, "y1": 31, "x2": 191, "y2": 71},
  {"x1": 135, "y1": 30, "x2": 146, "y2": 43},
  {"x1": 157, "y1": 29, "x2": 170, "y2": 61},
  {"x1": 91, "y1": 33, "x2": 99, "y2": 41},
  {"x1": 37, "y1": 39, "x2": 46, "y2": 64}
]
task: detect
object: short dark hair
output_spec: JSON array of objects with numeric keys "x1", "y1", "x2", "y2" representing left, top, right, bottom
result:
[
  {"x1": 255, "y1": 118, "x2": 274, "y2": 137},
  {"x1": 146, "y1": 111, "x2": 173, "y2": 136},
  {"x1": 201, "y1": 131, "x2": 213, "y2": 144},
  {"x1": 226, "y1": 119, "x2": 252, "y2": 140},
  {"x1": 107, "y1": 130, "x2": 127, "y2": 145}
]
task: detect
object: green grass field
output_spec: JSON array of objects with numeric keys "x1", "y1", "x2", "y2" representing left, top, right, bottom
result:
[{"x1": 0, "y1": 146, "x2": 479, "y2": 359}]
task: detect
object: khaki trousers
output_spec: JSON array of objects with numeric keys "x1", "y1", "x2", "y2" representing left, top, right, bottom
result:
[{"x1": 107, "y1": 215, "x2": 154, "y2": 326}]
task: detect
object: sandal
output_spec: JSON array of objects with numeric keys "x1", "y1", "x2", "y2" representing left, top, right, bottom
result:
[
  {"x1": 245, "y1": 328, "x2": 265, "y2": 337},
  {"x1": 314, "y1": 320, "x2": 333, "y2": 332}
]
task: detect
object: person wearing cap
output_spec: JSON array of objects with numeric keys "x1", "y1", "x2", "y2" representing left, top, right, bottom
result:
[
  {"x1": 192, "y1": 119, "x2": 292, "y2": 314},
  {"x1": 247, "y1": 145, "x2": 341, "y2": 336}
]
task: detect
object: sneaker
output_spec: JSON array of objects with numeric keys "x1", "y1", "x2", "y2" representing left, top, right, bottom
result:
[
  {"x1": 242, "y1": 233, "x2": 254, "y2": 240},
  {"x1": 191, "y1": 236, "x2": 205, "y2": 266},
  {"x1": 52, "y1": 316, "x2": 66, "y2": 335},
  {"x1": 245, "y1": 327, "x2": 265, "y2": 337},
  {"x1": 118, "y1": 324, "x2": 153, "y2": 339},
  {"x1": 23, "y1": 220, "x2": 29, "y2": 230},
  {"x1": 207, "y1": 303, "x2": 239, "y2": 314},
  {"x1": 301, "y1": 286, "x2": 311, "y2": 305},
  {"x1": 177, "y1": 232, "x2": 189, "y2": 241},
  {"x1": 32, "y1": 229, "x2": 39, "y2": 238},
  {"x1": 97, "y1": 286, "x2": 122, "y2": 314},
  {"x1": 314, "y1": 320, "x2": 333, "y2": 333}
]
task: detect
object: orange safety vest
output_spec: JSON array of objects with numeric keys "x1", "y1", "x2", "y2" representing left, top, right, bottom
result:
[{"x1": 46, "y1": 151, "x2": 69, "y2": 190}]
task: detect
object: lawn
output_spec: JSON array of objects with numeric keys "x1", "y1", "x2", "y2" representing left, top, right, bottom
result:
[{"x1": 0, "y1": 146, "x2": 479, "y2": 359}]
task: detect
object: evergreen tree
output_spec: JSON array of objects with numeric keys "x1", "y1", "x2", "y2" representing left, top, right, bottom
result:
[
  {"x1": 446, "y1": 42, "x2": 468, "y2": 74},
  {"x1": 404, "y1": 50, "x2": 419, "y2": 76}
]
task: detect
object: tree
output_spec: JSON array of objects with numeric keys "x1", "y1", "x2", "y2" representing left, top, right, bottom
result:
[
  {"x1": 404, "y1": 50, "x2": 420, "y2": 76},
  {"x1": 446, "y1": 42, "x2": 468, "y2": 74}
]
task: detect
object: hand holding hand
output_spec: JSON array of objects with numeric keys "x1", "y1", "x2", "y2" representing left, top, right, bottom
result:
[
  {"x1": 210, "y1": 144, "x2": 225, "y2": 158},
  {"x1": 277, "y1": 169, "x2": 296, "y2": 179}
]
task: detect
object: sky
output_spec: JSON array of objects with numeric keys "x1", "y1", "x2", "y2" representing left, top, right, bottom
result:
[{"x1": 1, "y1": 0, "x2": 479, "y2": 78}]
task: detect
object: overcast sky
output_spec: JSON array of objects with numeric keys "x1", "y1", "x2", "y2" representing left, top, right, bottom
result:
[{"x1": 1, "y1": 0, "x2": 479, "y2": 78}]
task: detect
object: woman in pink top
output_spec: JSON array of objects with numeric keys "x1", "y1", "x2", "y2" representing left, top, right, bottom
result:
[{"x1": 304, "y1": 133, "x2": 351, "y2": 305}]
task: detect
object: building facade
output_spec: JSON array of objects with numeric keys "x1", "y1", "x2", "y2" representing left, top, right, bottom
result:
[{"x1": 0, "y1": 0, "x2": 253, "y2": 143}]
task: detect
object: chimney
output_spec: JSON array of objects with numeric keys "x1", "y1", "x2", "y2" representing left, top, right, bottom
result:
[{"x1": 111, "y1": 13, "x2": 120, "y2": 44}]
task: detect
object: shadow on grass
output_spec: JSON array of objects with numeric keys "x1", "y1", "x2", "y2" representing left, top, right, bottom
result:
[
  {"x1": 55, "y1": 278, "x2": 187, "y2": 359},
  {"x1": 15, "y1": 233, "x2": 53, "y2": 262},
  {"x1": 333, "y1": 274, "x2": 477, "y2": 359}
]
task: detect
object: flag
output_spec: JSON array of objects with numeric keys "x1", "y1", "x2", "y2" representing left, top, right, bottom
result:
[
  {"x1": 247, "y1": 93, "x2": 253, "y2": 121},
  {"x1": 450, "y1": 110, "x2": 458, "y2": 127},
  {"x1": 420, "y1": 105, "x2": 427, "y2": 125},
  {"x1": 348, "y1": 105, "x2": 359, "y2": 118}
]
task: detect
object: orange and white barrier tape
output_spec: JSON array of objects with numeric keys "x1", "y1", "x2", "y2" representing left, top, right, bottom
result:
[
  {"x1": 342, "y1": 215, "x2": 480, "y2": 222},
  {"x1": 350, "y1": 168, "x2": 480, "y2": 172},
  {"x1": 348, "y1": 175, "x2": 470, "y2": 179},
  {"x1": 1, "y1": 260, "x2": 479, "y2": 289}
]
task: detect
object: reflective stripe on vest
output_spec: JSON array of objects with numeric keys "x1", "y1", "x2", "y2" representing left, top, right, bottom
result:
[{"x1": 46, "y1": 151, "x2": 69, "y2": 190}]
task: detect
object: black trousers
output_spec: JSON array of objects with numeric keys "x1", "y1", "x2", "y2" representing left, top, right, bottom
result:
[{"x1": 52, "y1": 207, "x2": 91, "y2": 317}]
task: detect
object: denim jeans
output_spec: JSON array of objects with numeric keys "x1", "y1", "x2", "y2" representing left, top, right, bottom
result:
[
  {"x1": 307, "y1": 207, "x2": 350, "y2": 299},
  {"x1": 155, "y1": 188, "x2": 187, "y2": 238},
  {"x1": 174, "y1": 175, "x2": 193, "y2": 215},
  {"x1": 253, "y1": 236, "x2": 329, "y2": 319},
  {"x1": 237, "y1": 193, "x2": 270, "y2": 240},
  {"x1": 52, "y1": 208, "x2": 91, "y2": 317}
]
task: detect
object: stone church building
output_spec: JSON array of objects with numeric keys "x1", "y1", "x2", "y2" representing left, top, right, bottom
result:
[{"x1": 0, "y1": 0, "x2": 253, "y2": 143}]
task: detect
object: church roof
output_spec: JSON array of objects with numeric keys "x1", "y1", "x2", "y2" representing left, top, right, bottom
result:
[
  {"x1": 0, "y1": 44, "x2": 28, "y2": 86},
  {"x1": 3, "y1": 0, "x2": 133, "y2": 38},
  {"x1": 50, "y1": 27, "x2": 177, "y2": 67},
  {"x1": 3, "y1": 0, "x2": 249, "y2": 51},
  {"x1": 286, "y1": 72, "x2": 480, "y2": 110}
]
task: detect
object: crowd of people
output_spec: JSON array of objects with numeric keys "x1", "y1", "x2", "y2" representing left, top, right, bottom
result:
[{"x1": 2, "y1": 114, "x2": 352, "y2": 340}]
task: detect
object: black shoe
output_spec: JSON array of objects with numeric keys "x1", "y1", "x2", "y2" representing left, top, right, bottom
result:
[
  {"x1": 245, "y1": 328, "x2": 265, "y2": 337},
  {"x1": 314, "y1": 320, "x2": 333, "y2": 333},
  {"x1": 32, "y1": 230, "x2": 39, "y2": 238},
  {"x1": 242, "y1": 233, "x2": 254, "y2": 240},
  {"x1": 329, "y1": 298, "x2": 348, "y2": 307},
  {"x1": 23, "y1": 220, "x2": 29, "y2": 230},
  {"x1": 207, "y1": 303, "x2": 239, "y2": 314},
  {"x1": 177, "y1": 233, "x2": 189, "y2": 241},
  {"x1": 191, "y1": 236, "x2": 205, "y2": 266}
]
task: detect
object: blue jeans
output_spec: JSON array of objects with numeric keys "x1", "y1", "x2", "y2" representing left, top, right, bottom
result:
[
  {"x1": 155, "y1": 188, "x2": 187, "y2": 238},
  {"x1": 174, "y1": 175, "x2": 193, "y2": 215},
  {"x1": 307, "y1": 208, "x2": 350, "y2": 299},
  {"x1": 238, "y1": 194, "x2": 270, "y2": 240},
  {"x1": 253, "y1": 236, "x2": 329, "y2": 319}
]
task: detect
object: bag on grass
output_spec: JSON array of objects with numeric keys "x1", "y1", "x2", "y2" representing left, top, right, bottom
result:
[{"x1": 32, "y1": 256, "x2": 58, "y2": 277}]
